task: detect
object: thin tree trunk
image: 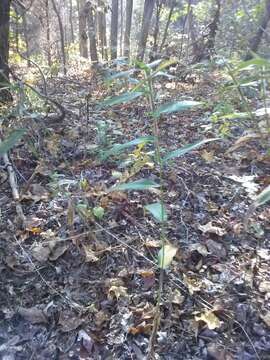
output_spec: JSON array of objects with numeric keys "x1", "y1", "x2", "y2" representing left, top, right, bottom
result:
[
  {"x1": 110, "y1": 0, "x2": 119, "y2": 59},
  {"x1": 103, "y1": 11, "x2": 108, "y2": 60},
  {"x1": 120, "y1": 0, "x2": 124, "y2": 56},
  {"x1": 69, "y1": 0, "x2": 75, "y2": 42},
  {"x1": 124, "y1": 0, "x2": 133, "y2": 58},
  {"x1": 87, "y1": 3, "x2": 99, "y2": 64},
  {"x1": 137, "y1": 0, "x2": 155, "y2": 61},
  {"x1": 78, "y1": 0, "x2": 88, "y2": 58},
  {"x1": 0, "y1": 0, "x2": 11, "y2": 102},
  {"x1": 159, "y1": 0, "x2": 175, "y2": 53},
  {"x1": 45, "y1": 0, "x2": 52, "y2": 67},
  {"x1": 151, "y1": 0, "x2": 162, "y2": 60},
  {"x1": 245, "y1": 0, "x2": 270, "y2": 60},
  {"x1": 22, "y1": 14, "x2": 31, "y2": 67},
  {"x1": 51, "y1": 0, "x2": 67, "y2": 74}
]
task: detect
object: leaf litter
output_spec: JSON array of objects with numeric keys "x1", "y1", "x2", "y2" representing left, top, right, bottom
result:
[{"x1": 0, "y1": 68, "x2": 269, "y2": 360}]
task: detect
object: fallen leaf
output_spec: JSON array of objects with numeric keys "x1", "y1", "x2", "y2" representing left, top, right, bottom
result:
[
  {"x1": 260, "y1": 312, "x2": 270, "y2": 328},
  {"x1": 108, "y1": 285, "x2": 128, "y2": 300},
  {"x1": 83, "y1": 245, "x2": 99, "y2": 262},
  {"x1": 158, "y1": 243, "x2": 178, "y2": 269},
  {"x1": 77, "y1": 329, "x2": 94, "y2": 354},
  {"x1": 201, "y1": 149, "x2": 215, "y2": 162},
  {"x1": 258, "y1": 281, "x2": 270, "y2": 293},
  {"x1": 171, "y1": 289, "x2": 185, "y2": 305},
  {"x1": 59, "y1": 312, "x2": 84, "y2": 332},
  {"x1": 18, "y1": 306, "x2": 48, "y2": 324},
  {"x1": 199, "y1": 221, "x2": 226, "y2": 236},
  {"x1": 189, "y1": 243, "x2": 209, "y2": 257},
  {"x1": 32, "y1": 244, "x2": 51, "y2": 262},
  {"x1": 195, "y1": 310, "x2": 221, "y2": 330},
  {"x1": 49, "y1": 243, "x2": 69, "y2": 261}
]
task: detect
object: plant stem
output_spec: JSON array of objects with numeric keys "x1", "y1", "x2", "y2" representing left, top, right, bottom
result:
[{"x1": 146, "y1": 71, "x2": 166, "y2": 359}]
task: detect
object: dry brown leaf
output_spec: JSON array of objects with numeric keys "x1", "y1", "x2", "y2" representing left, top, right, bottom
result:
[
  {"x1": 199, "y1": 221, "x2": 226, "y2": 236},
  {"x1": 201, "y1": 149, "x2": 215, "y2": 162},
  {"x1": 83, "y1": 244, "x2": 99, "y2": 262},
  {"x1": 32, "y1": 244, "x2": 51, "y2": 262},
  {"x1": 171, "y1": 289, "x2": 185, "y2": 305},
  {"x1": 108, "y1": 285, "x2": 128, "y2": 300},
  {"x1": 18, "y1": 306, "x2": 48, "y2": 324}
]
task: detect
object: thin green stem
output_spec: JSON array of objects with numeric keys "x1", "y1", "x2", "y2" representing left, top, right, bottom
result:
[{"x1": 145, "y1": 71, "x2": 167, "y2": 359}]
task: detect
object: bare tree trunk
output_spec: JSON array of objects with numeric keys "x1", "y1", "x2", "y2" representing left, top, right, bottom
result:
[
  {"x1": 23, "y1": 17, "x2": 31, "y2": 66},
  {"x1": 86, "y1": 3, "x2": 99, "y2": 64},
  {"x1": 45, "y1": 0, "x2": 52, "y2": 67},
  {"x1": 69, "y1": 0, "x2": 75, "y2": 42},
  {"x1": 124, "y1": 0, "x2": 133, "y2": 58},
  {"x1": 151, "y1": 0, "x2": 162, "y2": 60},
  {"x1": 51, "y1": 0, "x2": 67, "y2": 74},
  {"x1": 110, "y1": 0, "x2": 119, "y2": 59},
  {"x1": 159, "y1": 0, "x2": 175, "y2": 53},
  {"x1": 0, "y1": 0, "x2": 11, "y2": 102},
  {"x1": 245, "y1": 0, "x2": 270, "y2": 60},
  {"x1": 137, "y1": 0, "x2": 155, "y2": 61},
  {"x1": 103, "y1": 10, "x2": 108, "y2": 60},
  {"x1": 120, "y1": 0, "x2": 124, "y2": 56},
  {"x1": 78, "y1": 0, "x2": 88, "y2": 58}
]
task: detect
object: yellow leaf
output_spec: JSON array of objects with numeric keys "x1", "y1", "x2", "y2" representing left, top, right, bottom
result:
[
  {"x1": 158, "y1": 244, "x2": 178, "y2": 269},
  {"x1": 195, "y1": 310, "x2": 221, "y2": 330}
]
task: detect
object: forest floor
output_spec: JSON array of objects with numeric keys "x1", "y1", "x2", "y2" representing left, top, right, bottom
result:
[{"x1": 0, "y1": 66, "x2": 270, "y2": 360}]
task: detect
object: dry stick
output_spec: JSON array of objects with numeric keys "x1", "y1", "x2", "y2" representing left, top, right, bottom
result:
[{"x1": 0, "y1": 137, "x2": 26, "y2": 227}]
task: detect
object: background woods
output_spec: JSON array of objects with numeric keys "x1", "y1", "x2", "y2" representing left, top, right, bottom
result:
[{"x1": 0, "y1": 1, "x2": 270, "y2": 360}]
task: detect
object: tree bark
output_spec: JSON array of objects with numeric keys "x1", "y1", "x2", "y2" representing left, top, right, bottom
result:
[
  {"x1": 151, "y1": 0, "x2": 162, "y2": 60},
  {"x1": 159, "y1": 0, "x2": 175, "y2": 53},
  {"x1": 124, "y1": 0, "x2": 133, "y2": 58},
  {"x1": 86, "y1": 2, "x2": 99, "y2": 64},
  {"x1": 78, "y1": 0, "x2": 88, "y2": 58},
  {"x1": 45, "y1": 0, "x2": 52, "y2": 67},
  {"x1": 110, "y1": 0, "x2": 119, "y2": 59},
  {"x1": 51, "y1": 0, "x2": 67, "y2": 74},
  {"x1": 137, "y1": 0, "x2": 155, "y2": 61},
  {"x1": 0, "y1": 0, "x2": 11, "y2": 101},
  {"x1": 245, "y1": 0, "x2": 270, "y2": 60},
  {"x1": 69, "y1": 0, "x2": 75, "y2": 43}
]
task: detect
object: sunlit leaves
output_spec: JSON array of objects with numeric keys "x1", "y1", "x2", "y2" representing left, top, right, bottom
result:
[
  {"x1": 163, "y1": 138, "x2": 219, "y2": 163},
  {"x1": 158, "y1": 244, "x2": 178, "y2": 269},
  {"x1": 103, "y1": 136, "x2": 155, "y2": 159},
  {"x1": 109, "y1": 179, "x2": 159, "y2": 191},
  {"x1": 153, "y1": 100, "x2": 202, "y2": 117},
  {"x1": 145, "y1": 202, "x2": 167, "y2": 222},
  {"x1": 0, "y1": 129, "x2": 26, "y2": 155}
]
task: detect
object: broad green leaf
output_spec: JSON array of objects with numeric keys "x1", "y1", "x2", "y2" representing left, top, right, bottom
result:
[
  {"x1": 163, "y1": 138, "x2": 219, "y2": 163},
  {"x1": 147, "y1": 59, "x2": 163, "y2": 69},
  {"x1": 93, "y1": 206, "x2": 105, "y2": 219},
  {"x1": 145, "y1": 202, "x2": 167, "y2": 222},
  {"x1": 236, "y1": 57, "x2": 270, "y2": 71},
  {"x1": 103, "y1": 136, "x2": 155, "y2": 159},
  {"x1": 158, "y1": 244, "x2": 178, "y2": 269},
  {"x1": 109, "y1": 179, "x2": 159, "y2": 192},
  {"x1": 0, "y1": 129, "x2": 26, "y2": 155},
  {"x1": 98, "y1": 91, "x2": 144, "y2": 108},
  {"x1": 154, "y1": 100, "x2": 202, "y2": 117},
  {"x1": 254, "y1": 185, "x2": 270, "y2": 207},
  {"x1": 106, "y1": 69, "x2": 135, "y2": 81}
]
